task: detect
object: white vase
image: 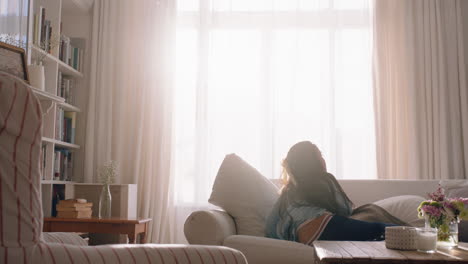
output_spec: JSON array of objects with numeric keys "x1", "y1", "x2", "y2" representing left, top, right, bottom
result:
[{"x1": 28, "y1": 64, "x2": 45, "y2": 91}]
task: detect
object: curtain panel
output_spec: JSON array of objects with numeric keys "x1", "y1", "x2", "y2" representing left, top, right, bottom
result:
[
  {"x1": 85, "y1": 0, "x2": 176, "y2": 242},
  {"x1": 373, "y1": 0, "x2": 468, "y2": 180},
  {"x1": 0, "y1": 0, "x2": 29, "y2": 45}
]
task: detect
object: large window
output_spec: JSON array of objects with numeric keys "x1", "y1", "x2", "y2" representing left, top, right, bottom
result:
[
  {"x1": 0, "y1": 0, "x2": 29, "y2": 46},
  {"x1": 174, "y1": 0, "x2": 375, "y2": 204}
]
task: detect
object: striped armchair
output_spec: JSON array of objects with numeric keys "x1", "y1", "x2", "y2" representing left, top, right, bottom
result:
[{"x1": 0, "y1": 71, "x2": 247, "y2": 264}]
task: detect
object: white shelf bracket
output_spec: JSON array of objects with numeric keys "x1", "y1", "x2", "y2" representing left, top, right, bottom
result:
[{"x1": 40, "y1": 100, "x2": 54, "y2": 115}]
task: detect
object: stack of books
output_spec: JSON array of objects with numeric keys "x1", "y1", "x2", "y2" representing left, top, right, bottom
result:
[
  {"x1": 33, "y1": 6, "x2": 54, "y2": 53},
  {"x1": 56, "y1": 199, "x2": 92, "y2": 218},
  {"x1": 57, "y1": 72, "x2": 76, "y2": 105},
  {"x1": 55, "y1": 109, "x2": 76, "y2": 144},
  {"x1": 53, "y1": 148, "x2": 73, "y2": 181},
  {"x1": 59, "y1": 36, "x2": 85, "y2": 71}
]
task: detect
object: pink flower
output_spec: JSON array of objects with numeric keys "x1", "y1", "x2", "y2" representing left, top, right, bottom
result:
[
  {"x1": 428, "y1": 185, "x2": 446, "y2": 202},
  {"x1": 419, "y1": 186, "x2": 468, "y2": 222},
  {"x1": 443, "y1": 201, "x2": 455, "y2": 210},
  {"x1": 421, "y1": 205, "x2": 443, "y2": 218}
]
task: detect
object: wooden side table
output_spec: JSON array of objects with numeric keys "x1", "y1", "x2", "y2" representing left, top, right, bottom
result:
[
  {"x1": 313, "y1": 241, "x2": 468, "y2": 264},
  {"x1": 43, "y1": 217, "x2": 151, "y2": 244}
]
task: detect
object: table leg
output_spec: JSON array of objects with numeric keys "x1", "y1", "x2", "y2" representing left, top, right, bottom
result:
[
  {"x1": 43, "y1": 221, "x2": 51, "y2": 232},
  {"x1": 128, "y1": 233, "x2": 137, "y2": 244},
  {"x1": 140, "y1": 232, "x2": 147, "y2": 244}
]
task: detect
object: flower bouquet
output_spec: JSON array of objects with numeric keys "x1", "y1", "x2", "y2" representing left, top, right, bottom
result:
[{"x1": 418, "y1": 186, "x2": 468, "y2": 247}]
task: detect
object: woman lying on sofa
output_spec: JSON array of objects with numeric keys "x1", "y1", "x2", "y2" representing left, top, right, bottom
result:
[{"x1": 265, "y1": 141, "x2": 405, "y2": 246}]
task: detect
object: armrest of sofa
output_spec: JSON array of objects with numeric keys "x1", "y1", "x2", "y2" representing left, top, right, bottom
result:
[
  {"x1": 43, "y1": 232, "x2": 88, "y2": 246},
  {"x1": 40, "y1": 244, "x2": 247, "y2": 264},
  {"x1": 184, "y1": 209, "x2": 236, "y2": 245},
  {"x1": 223, "y1": 235, "x2": 316, "y2": 264}
]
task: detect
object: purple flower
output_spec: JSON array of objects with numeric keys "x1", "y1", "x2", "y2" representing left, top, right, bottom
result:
[
  {"x1": 419, "y1": 186, "x2": 468, "y2": 222},
  {"x1": 428, "y1": 185, "x2": 446, "y2": 202},
  {"x1": 421, "y1": 205, "x2": 443, "y2": 218},
  {"x1": 443, "y1": 201, "x2": 455, "y2": 210}
]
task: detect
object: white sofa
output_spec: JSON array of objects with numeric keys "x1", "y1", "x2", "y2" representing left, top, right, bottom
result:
[{"x1": 185, "y1": 179, "x2": 447, "y2": 264}]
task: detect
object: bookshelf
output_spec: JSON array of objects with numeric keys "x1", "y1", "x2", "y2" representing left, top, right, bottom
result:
[{"x1": 27, "y1": 0, "x2": 93, "y2": 217}]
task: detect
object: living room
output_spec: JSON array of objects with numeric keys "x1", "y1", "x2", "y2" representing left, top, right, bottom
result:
[{"x1": 1, "y1": 0, "x2": 468, "y2": 263}]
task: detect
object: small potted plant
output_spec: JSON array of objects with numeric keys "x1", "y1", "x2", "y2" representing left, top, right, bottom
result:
[{"x1": 418, "y1": 186, "x2": 468, "y2": 248}]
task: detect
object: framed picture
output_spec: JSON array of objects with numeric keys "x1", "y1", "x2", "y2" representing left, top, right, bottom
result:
[{"x1": 0, "y1": 41, "x2": 29, "y2": 82}]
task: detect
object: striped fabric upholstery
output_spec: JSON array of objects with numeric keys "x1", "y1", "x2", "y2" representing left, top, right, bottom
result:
[
  {"x1": 0, "y1": 72, "x2": 247, "y2": 264},
  {"x1": 42, "y1": 233, "x2": 88, "y2": 246}
]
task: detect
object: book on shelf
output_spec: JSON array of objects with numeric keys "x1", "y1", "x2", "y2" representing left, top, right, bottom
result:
[
  {"x1": 59, "y1": 35, "x2": 71, "y2": 65},
  {"x1": 56, "y1": 199, "x2": 92, "y2": 218},
  {"x1": 33, "y1": 11, "x2": 40, "y2": 46},
  {"x1": 55, "y1": 109, "x2": 76, "y2": 143},
  {"x1": 32, "y1": 6, "x2": 44, "y2": 46},
  {"x1": 71, "y1": 38, "x2": 86, "y2": 72},
  {"x1": 57, "y1": 210, "x2": 92, "y2": 219},
  {"x1": 57, "y1": 71, "x2": 62, "y2": 97},
  {"x1": 57, "y1": 72, "x2": 76, "y2": 104},
  {"x1": 59, "y1": 36, "x2": 85, "y2": 72},
  {"x1": 57, "y1": 199, "x2": 92, "y2": 208},
  {"x1": 33, "y1": 6, "x2": 54, "y2": 53},
  {"x1": 51, "y1": 185, "x2": 66, "y2": 217},
  {"x1": 55, "y1": 108, "x2": 63, "y2": 141},
  {"x1": 56, "y1": 206, "x2": 92, "y2": 212},
  {"x1": 40, "y1": 7, "x2": 45, "y2": 46},
  {"x1": 44, "y1": 20, "x2": 51, "y2": 52},
  {"x1": 64, "y1": 112, "x2": 76, "y2": 144},
  {"x1": 41, "y1": 144, "x2": 47, "y2": 180},
  {"x1": 53, "y1": 148, "x2": 73, "y2": 181}
]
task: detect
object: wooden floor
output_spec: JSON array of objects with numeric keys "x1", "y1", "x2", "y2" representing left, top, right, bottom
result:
[{"x1": 313, "y1": 241, "x2": 468, "y2": 264}]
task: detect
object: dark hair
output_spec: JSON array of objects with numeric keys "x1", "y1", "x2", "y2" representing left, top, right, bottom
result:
[{"x1": 278, "y1": 141, "x2": 353, "y2": 218}]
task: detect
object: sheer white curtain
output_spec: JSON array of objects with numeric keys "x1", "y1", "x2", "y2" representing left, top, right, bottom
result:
[
  {"x1": 0, "y1": 0, "x2": 29, "y2": 44},
  {"x1": 85, "y1": 0, "x2": 176, "y2": 242},
  {"x1": 373, "y1": 0, "x2": 468, "y2": 180},
  {"x1": 172, "y1": 0, "x2": 376, "y2": 242}
]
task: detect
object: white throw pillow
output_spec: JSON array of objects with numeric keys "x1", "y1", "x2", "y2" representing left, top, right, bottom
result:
[
  {"x1": 373, "y1": 195, "x2": 425, "y2": 227},
  {"x1": 209, "y1": 154, "x2": 279, "y2": 236},
  {"x1": 440, "y1": 180, "x2": 468, "y2": 192}
]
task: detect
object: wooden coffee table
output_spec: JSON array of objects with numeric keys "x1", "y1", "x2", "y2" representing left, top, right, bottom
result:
[
  {"x1": 313, "y1": 241, "x2": 468, "y2": 263},
  {"x1": 43, "y1": 217, "x2": 151, "y2": 244}
]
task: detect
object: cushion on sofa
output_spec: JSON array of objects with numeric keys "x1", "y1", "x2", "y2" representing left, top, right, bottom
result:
[
  {"x1": 440, "y1": 180, "x2": 468, "y2": 192},
  {"x1": 373, "y1": 195, "x2": 426, "y2": 227},
  {"x1": 441, "y1": 181, "x2": 468, "y2": 199},
  {"x1": 209, "y1": 154, "x2": 279, "y2": 236},
  {"x1": 184, "y1": 210, "x2": 237, "y2": 245}
]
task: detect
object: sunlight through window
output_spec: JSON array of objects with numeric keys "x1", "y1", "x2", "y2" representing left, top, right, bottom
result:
[{"x1": 174, "y1": 0, "x2": 375, "y2": 204}]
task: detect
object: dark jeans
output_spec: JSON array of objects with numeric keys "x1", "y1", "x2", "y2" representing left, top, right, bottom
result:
[{"x1": 319, "y1": 215, "x2": 396, "y2": 241}]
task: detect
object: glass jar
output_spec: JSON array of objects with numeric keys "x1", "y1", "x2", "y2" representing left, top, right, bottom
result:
[
  {"x1": 425, "y1": 216, "x2": 458, "y2": 248},
  {"x1": 99, "y1": 184, "x2": 112, "y2": 218},
  {"x1": 416, "y1": 227, "x2": 437, "y2": 253}
]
